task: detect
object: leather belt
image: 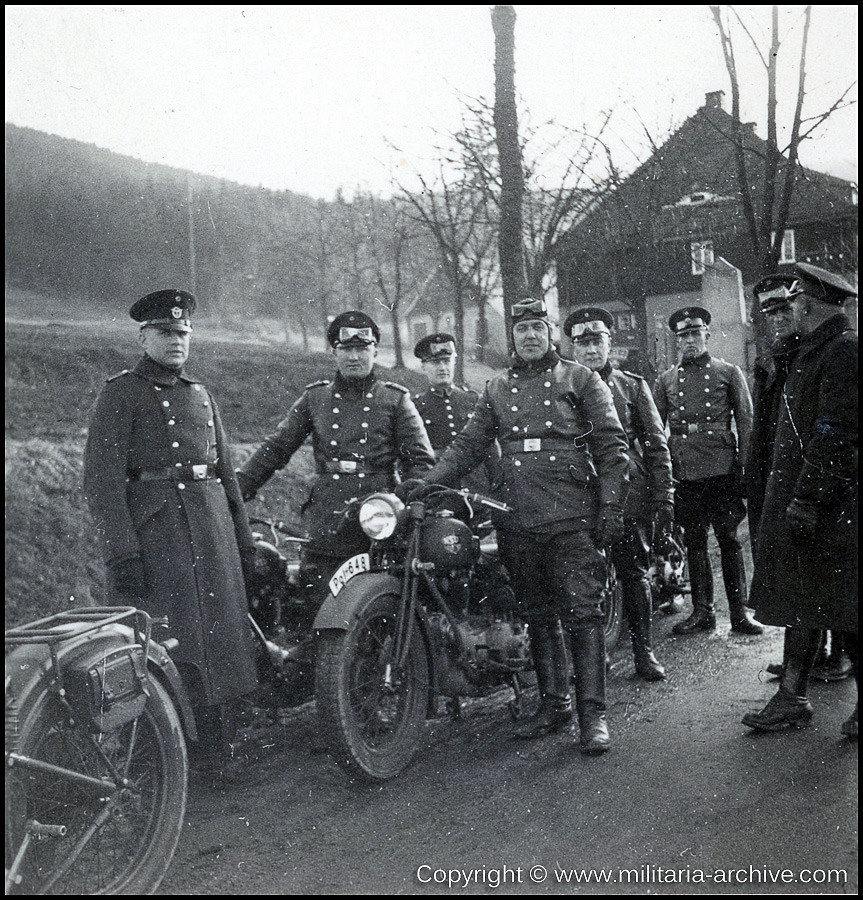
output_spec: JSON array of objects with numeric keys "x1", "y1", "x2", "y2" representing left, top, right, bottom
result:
[
  {"x1": 129, "y1": 464, "x2": 217, "y2": 482},
  {"x1": 321, "y1": 460, "x2": 390, "y2": 475},
  {"x1": 670, "y1": 423, "x2": 731, "y2": 435},
  {"x1": 500, "y1": 437, "x2": 582, "y2": 453}
]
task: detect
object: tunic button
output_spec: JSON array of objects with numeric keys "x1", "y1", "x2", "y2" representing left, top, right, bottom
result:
[
  {"x1": 335, "y1": 393, "x2": 342, "y2": 399},
  {"x1": 363, "y1": 407, "x2": 370, "y2": 412},
  {"x1": 333, "y1": 474, "x2": 340, "y2": 480},
  {"x1": 511, "y1": 406, "x2": 519, "y2": 412},
  {"x1": 704, "y1": 388, "x2": 709, "y2": 392},
  {"x1": 361, "y1": 422, "x2": 368, "y2": 428},
  {"x1": 446, "y1": 414, "x2": 453, "y2": 420},
  {"x1": 203, "y1": 401, "x2": 209, "y2": 407},
  {"x1": 358, "y1": 473, "x2": 365, "y2": 479},
  {"x1": 172, "y1": 441, "x2": 180, "y2": 448},
  {"x1": 359, "y1": 438, "x2": 367, "y2": 444},
  {"x1": 216, "y1": 478, "x2": 222, "y2": 484},
  {"x1": 678, "y1": 392, "x2": 684, "y2": 397},
  {"x1": 514, "y1": 459, "x2": 522, "y2": 467},
  {"x1": 193, "y1": 385, "x2": 201, "y2": 391},
  {"x1": 366, "y1": 393, "x2": 373, "y2": 399},
  {"x1": 467, "y1": 412, "x2": 474, "y2": 418},
  {"x1": 162, "y1": 401, "x2": 170, "y2": 407},
  {"x1": 333, "y1": 408, "x2": 340, "y2": 414},
  {"x1": 511, "y1": 388, "x2": 518, "y2": 393},
  {"x1": 175, "y1": 462, "x2": 182, "y2": 467},
  {"x1": 168, "y1": 419, "x2": 175, "y2": 425},
  {"x1": 332, "y1": 424, "x2": 339, "y2": 429},
  {"x1": 681, "y1": 435, "x2": 687, "y2": 440},
  {"x1": 330, "y1": 440, "x2": 338, "y2": 446},
  {"x1": 549, "y1": 455, "x2": 556, "y2": 461},
  {"x1": 512, "y1": 426, "x2": 519, "y2": 432},
  {"x1": 705, "y1": 374, "x2": 710, "y2": 380},
  {"x1": 544, "y1": 400, "x2": 551, "y2": 406},
  {"x1": 425, "y1": 419, "x2": 432, "y2": 425},
  {"x1": 545, "y1": 421, "x2": 552, "y2": 427},
  {"x1": 154, "y1": 386, "x2": 162, "y2": 392},
  {"x1": 544, "y1": 382, "x2": 551, "y2": 388},
  {"x1": 208, "y1": 420, "x2": 214, "y2": 427},
  {"x1": 706, "y1": 402, "x2": 711, "y2": 407},
  {"x1": 178, "y1": 483, "x2": 185, "y2": 489}
]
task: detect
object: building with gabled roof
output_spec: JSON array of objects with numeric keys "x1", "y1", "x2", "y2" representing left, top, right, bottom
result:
[{"x1": 555, "y1": 91, "x2": 857, "y2": 378}]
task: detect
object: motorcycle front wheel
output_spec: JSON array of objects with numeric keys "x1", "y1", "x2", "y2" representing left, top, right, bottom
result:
[
  {"x1": 5, "y1": 676, "x2": 187, "y2": 894},
  {"x1": 315, "y1": 589, "x2": 430, "y2": 782}
]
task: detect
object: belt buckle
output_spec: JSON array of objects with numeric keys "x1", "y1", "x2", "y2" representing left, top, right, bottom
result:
[
  {"x1": 523, "y1": 438, "x2": 541, "y2": 452},
  {"x1": 338, "y1": 460, "x2": 358, "y2": 473},
  {"x1": 192, "y1": 464, "x2": 208, "y2": 480},
  {"x1": 687, "y1": 424, "x2": 698, "y2": 434}
]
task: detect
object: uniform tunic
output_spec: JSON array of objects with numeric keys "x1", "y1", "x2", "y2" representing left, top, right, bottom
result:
[
  {"x1": 749, "y1": 316, "x2": 858, "y2": 630},
  {"x1": 240, "y1": 371, "x2": 435, "y2": 558},
  {"x1": 83, "y1": 356, "x2": 258, "y2": 705},
  {"x1": 426, "y1": 351, "x2": 630, "y2": 627},
  {"x1": 653, "y1": 352, "x2": 753, "y2": 482},
  {"x1": 413, "y1": 383, "x2": 501, "y2": 493}
]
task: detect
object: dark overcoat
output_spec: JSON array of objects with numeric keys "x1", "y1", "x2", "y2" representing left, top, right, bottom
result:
[
  {"x1": 427, "y1": 352, "x2": 630, "y2": 533},
  {"x1": 749, "y1": 316, "x2": 858, "y2": 630},
  {"x1": 240, "y1": 370, "x2": 435, "y2": 558},
  {"x1": 83, "y1": 356, "x2": 259, "y2": 705}
]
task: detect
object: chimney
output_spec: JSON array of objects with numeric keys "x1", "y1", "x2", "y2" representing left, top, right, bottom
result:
[{"x1": 704, "y1": 90, "x2": 725, "y2": 110}]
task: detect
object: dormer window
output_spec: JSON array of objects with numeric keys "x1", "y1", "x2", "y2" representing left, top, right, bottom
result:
[{"x1": 690, "y1": 240, "x2": 714, "y2": 276}]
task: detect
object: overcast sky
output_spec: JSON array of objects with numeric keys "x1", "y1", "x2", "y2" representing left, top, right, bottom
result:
[{"x1": 5, "y1": 5, "x2": 858, "y2": 200}]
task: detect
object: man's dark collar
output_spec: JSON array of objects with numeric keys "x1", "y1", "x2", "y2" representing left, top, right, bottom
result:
[
  {"x1": 598, "y1": 361, "x2": 614, "y2": 382},
  {"x1": 512, "y1": 348, "x2": 560, "y2": 372},
  {"x1": 680, "y1": 350, "x2": 711, "y2": 367},
  {"x1": 334, "y1": 369, "x2": 378, "y2": 392},
  {"x1": 136, "y1": 355, "x2": 193, "y2": 385},
  {"x1": 799, "y1": 314, "x2": 851, "y2": 354}
]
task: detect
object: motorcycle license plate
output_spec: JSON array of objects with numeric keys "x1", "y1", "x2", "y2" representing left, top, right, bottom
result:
[{"x1": 329, "y1": 553, "x2": 371, "y2": 596}]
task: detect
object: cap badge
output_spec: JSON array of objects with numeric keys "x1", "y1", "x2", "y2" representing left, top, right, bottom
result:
[{"x1": 171, "y1": 307, "x2": 183, "y2": 319}]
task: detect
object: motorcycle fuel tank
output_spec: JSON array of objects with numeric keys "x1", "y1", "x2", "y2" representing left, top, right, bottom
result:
[{"x1": 419, "y1": 515, "x2": 477, "y2": 570}]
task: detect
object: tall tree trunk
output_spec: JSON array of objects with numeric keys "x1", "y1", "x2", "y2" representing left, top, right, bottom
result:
[{"x1": 492, "y1": 5, "x2": 527, "y2": 347}]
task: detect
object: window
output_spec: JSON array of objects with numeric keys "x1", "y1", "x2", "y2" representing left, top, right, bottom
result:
[
  {"x1": 771, "y1": 229, "x2": 796, "y2": 263},
  {"x1": 412, "y1": 321, "x2": 428, "y2": 344},
  {"x1": 690, "y1": 240, "x2": 714, "y2": 276}
]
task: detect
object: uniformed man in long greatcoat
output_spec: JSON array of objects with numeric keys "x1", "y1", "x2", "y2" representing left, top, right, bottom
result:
[
  {"x1": 83, "y1": 289, "x2": 259, "y2": 757},
  {"x1": 412, "y1": 332, "x2": 500, "y2": 492},
  {"x1": 566, "y1": 307, "x2": 674, "y2": 682},
  {"x1": 237, "y1": 311, "x2": 435, "y2": 589},
  {"x1": 653, "y1": 307, "x2": 763, "y2": 636},
  {"x1": 406, "y1": 299, "x2": 630, "y2": 754},
  {"x1": 741, "y1": 264, "x2": 858, "y2": 737}
]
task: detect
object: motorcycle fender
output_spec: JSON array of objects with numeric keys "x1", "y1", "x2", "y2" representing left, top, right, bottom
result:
[
  {"x1": 312, "y1": 573, "x2": 403, "y2": 631},
  {"x1": 146, "y1": 641, "x2": 199, "y2": 742}
]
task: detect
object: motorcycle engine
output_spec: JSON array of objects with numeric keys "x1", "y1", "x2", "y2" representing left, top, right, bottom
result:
[{"x1": 419, "y1": 515, "x2": 478, "y2": 570}]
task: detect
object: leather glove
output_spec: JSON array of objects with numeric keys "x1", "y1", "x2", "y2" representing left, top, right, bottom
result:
[
  {"x1": 650, "y1": 500, "x2": 675, "y2": 535},
  {"x1": 239, "y1": 546, "x2": 258, "y2": 588},
  {"x1": 395, "y1": 478, "x2": 427, "y2": 503},
  {"x1": 785, "y1": 497, "x2": 819, "y2": 540},
  {"x1": 595, "y1": 507, "x2": 625, "y2": 548},
  {"x1": 108, "y1": 556, "x2": 147, "y2": 599},
  {"x1": 235, "y1": 469, "x2": 258, "y2": 503}
]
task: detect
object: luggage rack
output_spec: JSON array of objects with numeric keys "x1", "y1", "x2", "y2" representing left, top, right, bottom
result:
[{"x1": 5, "y1": 606, "x2": 150, "y2": 645}]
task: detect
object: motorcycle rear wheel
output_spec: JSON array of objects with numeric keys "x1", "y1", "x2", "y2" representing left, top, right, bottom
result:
[
  {"x1": 5, "y1": 676, "x2": 187, "y2": 894},
  {"x1": 316, "y1": 590, "x2": 429, "y2": 782}
]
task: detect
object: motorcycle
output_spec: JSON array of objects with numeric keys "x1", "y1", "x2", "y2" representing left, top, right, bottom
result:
[{"x1": 5, "y1": 607, "x2": 195, "y2": 895}]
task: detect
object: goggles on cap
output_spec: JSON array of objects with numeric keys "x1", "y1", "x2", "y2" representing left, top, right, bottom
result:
[
  {"x1": 423, "y1": 341, "x2": 455, "y2": 358},
  {"x1": 674, "y1": 318, "x2": 708, "y2": 334},
  {"x1": 512, "y1": 299, "x2": 547, "y2": 318},
  {"x1": 757, "y1": 279, "x2": 803, "y2": 312},
  {"x1": 570, "y1": 320, "x2": 610, "y2": 339},
  {"x1": 336, "y1": 326, "x2": 376, "y2": 345}
]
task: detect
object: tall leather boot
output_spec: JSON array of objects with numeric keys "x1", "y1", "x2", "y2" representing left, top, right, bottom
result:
[
  {"x1": 623, "y1": 578, "x2": 666, "y2": 681},
  {"x1": 673, "y1": 547, "x2": 716, "y2": 634},
  {"x1": 570, "y1": 625, "x2": 610, "y2": 755},
  {"x1": 514, "y1": 621, "x2": 572, "y2": 739},
  {"x1": 743, "y1": 628, "x2": 820, "y2": 731},
  {"x1": 721, "y1": 538, "x2": 763, "y2": 635}
]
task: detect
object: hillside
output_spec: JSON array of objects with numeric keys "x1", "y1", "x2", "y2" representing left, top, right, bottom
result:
[{"x1": 4, "y1": 319, "x2": 433, "y2": 625}]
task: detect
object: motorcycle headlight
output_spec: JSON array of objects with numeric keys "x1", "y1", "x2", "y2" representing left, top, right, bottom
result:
[{"x1": 358, "y1": 493, "x2": 404, "y2": 541}]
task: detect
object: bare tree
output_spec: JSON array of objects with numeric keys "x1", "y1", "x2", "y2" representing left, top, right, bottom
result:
[{"x1": 709, "y1": 5, "x2": 856, "y2": 277}]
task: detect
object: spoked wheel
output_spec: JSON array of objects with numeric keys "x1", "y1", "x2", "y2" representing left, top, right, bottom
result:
[
  {"x1": 5, "y1": 677, "x2": 187, "y2": 894},
  {"x1": 316, "y1": 589, "x2": 429, "y2": 782},
  {"x1": 602, "y1": 558, "x2": 624, "y2": 652}
]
